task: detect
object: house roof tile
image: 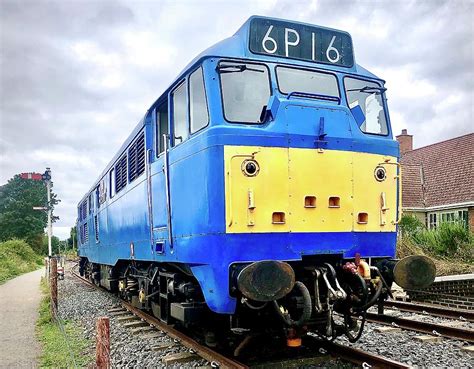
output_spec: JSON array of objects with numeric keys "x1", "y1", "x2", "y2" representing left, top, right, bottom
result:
[{"x1": 401, "y1": 133, "x2": 474, "y2": 208}]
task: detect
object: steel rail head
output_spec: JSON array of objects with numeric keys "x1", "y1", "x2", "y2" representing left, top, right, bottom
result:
[{"x1": 365, "y1": 312, "x2": 474, "y2": 343}]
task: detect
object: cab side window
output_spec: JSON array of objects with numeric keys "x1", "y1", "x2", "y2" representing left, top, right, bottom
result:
[
  {"x1": 171, "y1": 82, "x2": 188, "y2": 146},
  {"x1": 156, "y1": 101, "x2": 169, "y2": 154},
  {"x1": 189, "y1": 67, "x2": 209, "y2": 133}
]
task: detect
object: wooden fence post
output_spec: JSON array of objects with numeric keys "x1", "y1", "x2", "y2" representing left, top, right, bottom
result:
[
  {"x1": 96, "y1": 317, "x2": 110, "y2": 368},
  {"x1": 50, "y1": 257, "x2": 57, "y2": 319}
]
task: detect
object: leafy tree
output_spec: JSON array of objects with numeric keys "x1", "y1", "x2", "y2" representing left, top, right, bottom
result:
[
  {"x1": 0, "y1": 174, "x2": 59, "y2": 253},
  {"x1": 42, "y1": 234, "x2": 61, "y2": 255},
  {"x1": 67, "y1": 226, "x2": 77, "y2": 249}
]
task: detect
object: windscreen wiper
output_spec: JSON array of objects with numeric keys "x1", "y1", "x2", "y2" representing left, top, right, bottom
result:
[
  {"x1": 347, "y1": 86, "x2": 387, "y2": 95},
  {"x1": 216, "y1": 64, "x2": 264, "y2": 74}
]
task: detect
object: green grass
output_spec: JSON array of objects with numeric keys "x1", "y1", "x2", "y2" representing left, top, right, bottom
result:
[
  {"x1": 0, "y1": 239, "x2": 43, "y2": 284},
  {"x1": 36, "y1": 278, "x2": 92, "y2": 368}
]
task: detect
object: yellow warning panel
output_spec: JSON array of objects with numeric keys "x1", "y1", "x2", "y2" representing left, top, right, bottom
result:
[
  {"x1": 288, "y1": 148, "x2": 353, "y2": 232},
  {"x1": 224, "y1": 145, "x2": 398, "y2": 234},
  {"x1": 224, "y1": 146, "x2": 290, "y2": 233}
]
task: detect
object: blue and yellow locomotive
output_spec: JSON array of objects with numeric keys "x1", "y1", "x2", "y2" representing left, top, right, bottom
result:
[{"x1": 78, "y1": 16, "x2": 434, "y2": 348}]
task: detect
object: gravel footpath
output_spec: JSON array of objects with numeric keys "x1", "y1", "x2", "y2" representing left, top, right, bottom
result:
[{"x1": 58, "y1": 263, "x2": 208, "y2": 368}]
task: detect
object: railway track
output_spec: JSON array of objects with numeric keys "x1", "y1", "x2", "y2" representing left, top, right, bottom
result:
[
  {"x1": 365, "y1": 312, "x2": 474, "y2": 343},
  {"x1": 70, "y1": 268, "x2": 246, "y2": 368},
  {"x1": 69, "y1": 268, "x2": 411, "y2": 368},
  {"x1": 384, "y1": 300, "x2": 474, "y2": 322}
]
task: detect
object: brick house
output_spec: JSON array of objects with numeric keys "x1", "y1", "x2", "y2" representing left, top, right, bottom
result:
[{"x1": 397, "y1": 130, "x2": 474, "y2": 231}]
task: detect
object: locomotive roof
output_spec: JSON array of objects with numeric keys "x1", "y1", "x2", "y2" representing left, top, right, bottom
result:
[
  {"x1": 78, "y1": 16, "x2": 384, "y2": 206},
  {"x1": 152, "y1": 15, "x2": 382, "y2": 110}
]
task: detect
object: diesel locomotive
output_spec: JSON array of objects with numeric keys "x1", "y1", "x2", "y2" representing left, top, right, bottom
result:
[{"x1": 77, "y1": 16, "x2": 435, "y2": 349}]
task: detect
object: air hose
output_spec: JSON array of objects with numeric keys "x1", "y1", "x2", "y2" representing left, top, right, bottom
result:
[
  {"x1": 274, "y1": 281, "x2": 312, "y2": 327},
  {"x1": 354, "y1": 278, "x2": 383, "y2": 312}
]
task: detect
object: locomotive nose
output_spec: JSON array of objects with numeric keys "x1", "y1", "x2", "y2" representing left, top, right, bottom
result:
[{"x1": 236, "y1": 260, "x2": 295, "y2": 302}]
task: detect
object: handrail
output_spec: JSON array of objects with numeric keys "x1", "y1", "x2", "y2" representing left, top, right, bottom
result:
[
  {"x1": 163, "y1": 134, "x2": 173, "y2": 250},
  {"x1": 146, "y1": 149, "x2": 154, "y2": 252}
]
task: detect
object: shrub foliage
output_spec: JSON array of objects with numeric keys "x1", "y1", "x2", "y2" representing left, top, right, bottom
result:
[
  {"x1": 399, "y1": 215, "x2": 473, "y2": 261},
  {"x1": 0, "y1": 239, "x2": 43, "y2": 283}
]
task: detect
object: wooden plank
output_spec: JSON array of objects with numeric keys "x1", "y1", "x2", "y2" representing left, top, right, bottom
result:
[
  {"x1": 413, "y1": 335, "x2": 442, "y2": 343},
  {"x1": 116, "y1": 315, "x2": 137, "y2": 322},
  {"x1": 122, "y1": 320, "x2": 148, "y2": 328},
  {"x1": 162, "y1": 352, "x2": 198, "y2": 365},
  {"x1": 152, "y1": 341, "x2": 178, "y2": 352}
]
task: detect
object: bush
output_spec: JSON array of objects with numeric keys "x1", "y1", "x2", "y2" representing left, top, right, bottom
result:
[
  {"x1": 0, "y1": 239, "x2": 43, "y2": 284},
  {"x1": 408, "y1": 221, "x2": 473, "y2": 259},
  {"x1": 399, "y1": 215, "x2": 425, "y2": 236}
]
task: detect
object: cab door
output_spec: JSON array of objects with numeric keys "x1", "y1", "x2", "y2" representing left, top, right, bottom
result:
[{"x1": 150, "y1": 101, "x2": 171, "y2": 255}]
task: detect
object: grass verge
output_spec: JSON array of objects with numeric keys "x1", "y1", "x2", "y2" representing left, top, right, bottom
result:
[
  {"x1": 0, "y1": 239, "x2": 43, "y2": 284},
  {"x1": 36, "y1": 278, "x2": 92, "y2": 368}
]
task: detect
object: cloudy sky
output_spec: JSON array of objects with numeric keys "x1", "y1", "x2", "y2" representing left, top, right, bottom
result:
[{"x1": 1, "y1": 0, "x2": 473, "y2": 240}]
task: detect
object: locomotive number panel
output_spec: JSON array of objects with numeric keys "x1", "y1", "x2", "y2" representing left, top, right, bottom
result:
[{"x1": 249, "y1": 17, "x2": 354, "y2": 67}]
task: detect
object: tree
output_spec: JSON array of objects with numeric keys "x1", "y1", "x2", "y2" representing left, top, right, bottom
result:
[
  {"x1": 0, "y1": 174, "x2": 60, "y2": 253},
  {"x1": 42, "y1": 234, "x2": 61, "y2": 255},
  {"x1": 67, "y1": 226, "x2": 77, "y2": 249}
]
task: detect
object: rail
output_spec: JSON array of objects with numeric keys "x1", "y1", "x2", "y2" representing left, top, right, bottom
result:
[
  {"x1": 366, "y1": 312, "x2": 474, "y2": 342},
  {"x1": 314, "y1": 338, "x2": 410, "y2": 369},
  {"x1": 384, "y1": 300, "x2": 474, "y2": 322}
]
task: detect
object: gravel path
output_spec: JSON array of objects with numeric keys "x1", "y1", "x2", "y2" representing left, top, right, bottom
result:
[
  {"x1": 0, "y1": 269, "x2": 44, "y2": 368},
  {"x1": 0, "y1": 268, "x2": 44, "y2": 369},
  {"x1": 59, "y1": 264, "x2": 208, "y2": 367}
]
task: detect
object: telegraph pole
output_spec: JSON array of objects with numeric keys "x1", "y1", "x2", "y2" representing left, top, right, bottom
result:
[
  {"x1": 43, "y1": 168, "x2": 53, "y2": 258},
  {"x1": 72, "y1": 230, "x2": 76, "y2": 254}
]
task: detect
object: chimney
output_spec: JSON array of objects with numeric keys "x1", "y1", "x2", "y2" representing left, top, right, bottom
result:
[{"x1": 396, "y1": 129, "x2": 413, "y2": 155}]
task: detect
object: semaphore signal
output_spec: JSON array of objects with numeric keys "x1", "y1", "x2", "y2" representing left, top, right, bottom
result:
[{"x1": 22, "y1": 168, "x2": 53, "y2": 257}]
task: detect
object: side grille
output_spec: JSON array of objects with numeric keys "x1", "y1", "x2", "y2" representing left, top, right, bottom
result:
[
  {"x1": 115, "y1": 154, "x2": 128, "y2": 193},
  {"x1": 128, "y1": 132, "x2": 145, "y2": 182}
]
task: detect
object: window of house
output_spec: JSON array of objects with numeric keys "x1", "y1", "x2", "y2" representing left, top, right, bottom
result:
[
  {"x1": 189, "y1": 67, "x2": 209, "y2": 133},
  {"x1": 458, "y1": 210, "x2": 468, "y2": 227},
  {"x1": 156, "y1": 101, "x2": 169, "y2": 155},
  {"x1": 430, "y1": 209, "x2": 468, "y2": 229},
  {"x1": 172, "y1": 82, "x2": 188, "y2": 145}
]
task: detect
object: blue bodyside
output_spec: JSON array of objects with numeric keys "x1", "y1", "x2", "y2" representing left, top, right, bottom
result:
[{"x1": 77, "y1": 16, "x2": 399, "y2": 314}]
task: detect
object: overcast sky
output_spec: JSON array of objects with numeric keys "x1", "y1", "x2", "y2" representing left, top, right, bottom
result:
[{"x1": 1, "y1": 0, "x2": 473, "y2": 240}]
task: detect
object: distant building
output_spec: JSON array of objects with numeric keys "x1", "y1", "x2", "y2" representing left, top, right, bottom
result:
[{"x1": 397, "y1": 130, "x2": 474, "y2": 231}]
